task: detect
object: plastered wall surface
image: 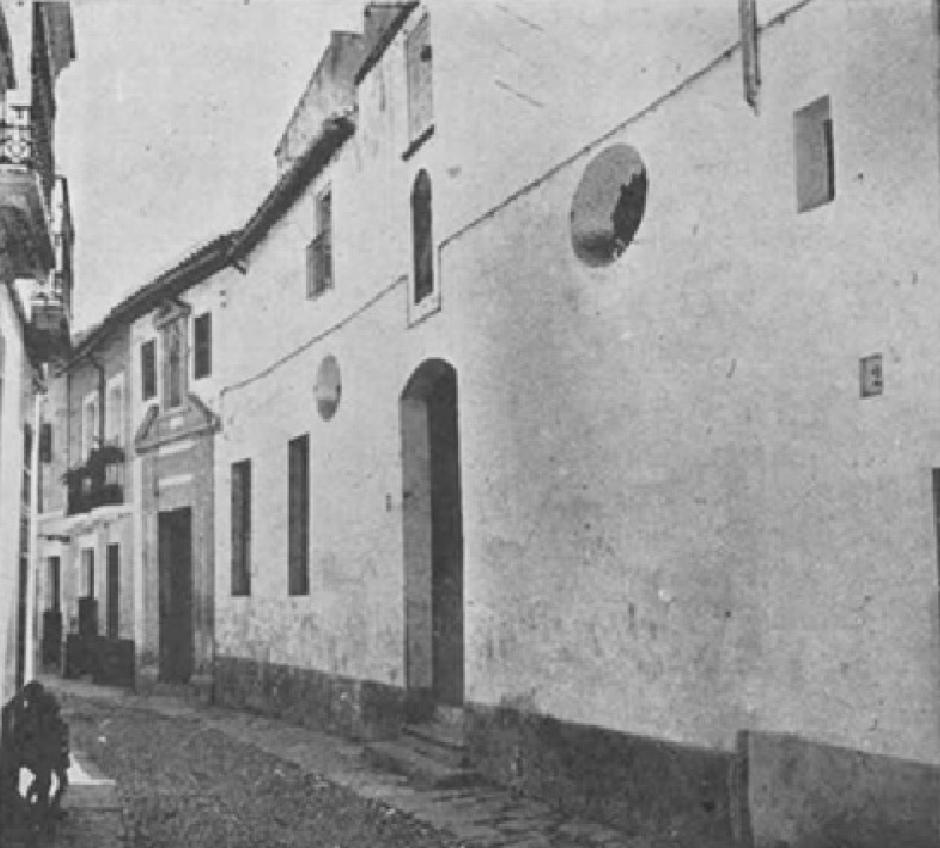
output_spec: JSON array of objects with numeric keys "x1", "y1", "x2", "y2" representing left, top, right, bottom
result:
[
  {"x1": 215, "y1": 0, "x2": 940, "y2": 765},
  {"x1": 0, "y1": 286, "x2": 28, "y2": 704},
  {"x1": 445, "y1": 0, "x2": 940, "y2": 760}
]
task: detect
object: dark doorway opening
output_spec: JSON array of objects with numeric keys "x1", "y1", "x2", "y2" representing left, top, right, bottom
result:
[
  {"x1": 106, "y1": 544, "x2": 120, "y2": 639},
  {"x1": 42, "y1": 556, "x2": 62, "y2": 669},
  {"x1": 401, "y1": 359, "x2": 464, "y2": 705},
  {"x1": 158, "y1": 508, "x2": 193, "y2": 683}
]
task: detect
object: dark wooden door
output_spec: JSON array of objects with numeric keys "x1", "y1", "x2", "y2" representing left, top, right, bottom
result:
[
  {"x1": 158, "y1": 508, "x2": 193, "y2": 683},
  {"x1": 429, "y1": 372, "x2": 464, "y2": 705},
  {"x1": 106, "y1": 544, "x2": 120, "y2": 639}
]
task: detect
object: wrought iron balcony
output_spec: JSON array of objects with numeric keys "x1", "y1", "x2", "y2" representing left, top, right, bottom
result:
[
  {"x1": 64, "y1": 444, "x2": 126, "y2": 515},
  {"x1": 28, "y1": 290, "x2": 69, "y2": 361},
  {"x1": 0, "y1": 101, "x2": 55, "y2": 277},
  {"x1": 0, "y1": 115, "x2": 31, "y2": 168}
]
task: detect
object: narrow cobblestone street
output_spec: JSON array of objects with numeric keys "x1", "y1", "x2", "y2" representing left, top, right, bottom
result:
[{"x1": 42, "y1": 678, "x2": 687, "y2": 848}]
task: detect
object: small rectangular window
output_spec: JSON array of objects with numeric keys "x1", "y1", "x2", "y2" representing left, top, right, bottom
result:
[
  {"x1": 794, "y1": 95, "x2": 834, "y2": 212},
  {"x1": 194, "y1": 312, "x2": 212, "y2": 379},
  {"x1": 860, "y1": 353, "x2": 883, "y2": 398},
  {"x1": 231, "y1": 459, "x2": 251, "y2": 596},
  {"x1": 288, "y1": 434, "x2": 310, "y2": 596},
  {"x1": 406, "y1": 15, "x2": 433, "y2": 142},
  {"x1": 141, "y1": 339, "x2": 156, "y2": 401}
]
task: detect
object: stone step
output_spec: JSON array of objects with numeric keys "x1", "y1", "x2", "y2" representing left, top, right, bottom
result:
[
  {"x1": 433, "y1": 704, "x2": 465, "y2": 729},
  {"x1": 401, "y1": 724, "x2": 468, "y2": 767},
  {"x1": 364, "y1": 739, "x2": 478, "y2": 789},
  {"x1": 404, "y1": 718, "x2": 466, "y2": 748},
  {"x1": 139, "y1": 676, "x2": 212, "y2": 705}
]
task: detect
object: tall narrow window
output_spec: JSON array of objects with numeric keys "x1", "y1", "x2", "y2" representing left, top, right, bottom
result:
[
  {"x1": 738, "y1": 0, "x2": 760, "y2": 110},
  {"x1": 106, "y1": 543, "x2": 119, "y2": 639},
  {"x1": 39, "y1": 422, "x2": 52, "y2": 463},
  {"x1": 288, "y1": 434, "x2": 310, "y2": 596},
  {"x1": 194, "y1": 312, "x2": 212, "y2": 379},
  {"x1": 231, "y1": 459, "x2": 251, "y2": 596},
  {"x1": 307, "y1": 189, "x2": 332, "y2": 298},
  {"x1": 167, "y1": 321, "x2": 182, "y2": 408},
  {"x1": 80, "y1": 547, "x2": 94, "y2": 599},
  {"x1": 107, "y1": 378, "x2": 124, "y2": 446},
  {"x1": 47, "y1": 556, "x2": 60, "y2": 613},
  {"x1": 794, "y1": 95, "x2": 834, "y2": 212},
  {"x1": 141, "y1": 339, "x2": 156, "y2": 401},
  {"x1": 82, "y1": 395, "x2": 97, "y2": 461},
  {"x1": 411, "y1": 170, "x2": 433, "y2": 304},
  {"x1": 405, "y1": 14, "x2": 433, "y2": 143}
]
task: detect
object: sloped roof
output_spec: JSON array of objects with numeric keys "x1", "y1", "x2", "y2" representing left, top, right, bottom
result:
[
  {"x1": 355, "y1": 2, "x2": 417, "y2": 85},
  {"x1": 228, "y1": 114, "x2": 354, "y2": 262},
  {"x1": 67, "y1": 232, "x2": 236, "y2": 365}
]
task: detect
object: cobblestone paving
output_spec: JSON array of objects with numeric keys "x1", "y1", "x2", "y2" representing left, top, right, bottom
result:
[{"x1": 46, "y1": 679, "x2": 714, "y2": 848}]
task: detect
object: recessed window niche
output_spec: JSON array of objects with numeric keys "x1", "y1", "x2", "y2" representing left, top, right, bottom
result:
[
  {"x1": 315, "y1": 355, "x2": 342, "y2": 420},
  {"x1": 570, "y1": 144, "x2": 648, "y2": 267}
]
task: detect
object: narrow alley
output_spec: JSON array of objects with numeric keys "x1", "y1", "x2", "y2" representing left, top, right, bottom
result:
[
  {"x1": 41, "y1": 678, "x2": 654, "y2": 848},
  {"x1": 1, "y1": 2, "x2": 940, "y2": 847}
]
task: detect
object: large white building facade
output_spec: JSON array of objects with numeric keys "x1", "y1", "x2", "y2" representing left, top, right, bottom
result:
[
  {"x1": 27, "y1": 2, "x2": 940, "y2": 844},
  {"x1": 207, "y1": 1, "x2": 940, "y2": 845}
]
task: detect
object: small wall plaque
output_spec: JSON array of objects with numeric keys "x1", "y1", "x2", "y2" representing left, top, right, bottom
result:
[{"x1": 860, "y1": 354, "x2": 883, "y2": 398}]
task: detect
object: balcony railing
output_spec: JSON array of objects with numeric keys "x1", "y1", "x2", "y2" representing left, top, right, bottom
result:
[
  {"x1": 306, "y1": 232, "x2": 332, "y2": 298},
  {"x1": 0, "y1": 117, "x2": 31, "y2": 168},
  {"x1": 64, "y1": 444, "x2": 126, "y2": 515},
  {"x1": 0, "y1": 102, "x2": 54, "y2": 205},
  {"x1": 28, "y1": 290, "x2": 69, "y2": 361}
]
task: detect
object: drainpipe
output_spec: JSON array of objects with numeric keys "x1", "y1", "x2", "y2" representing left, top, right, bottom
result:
[{"x1": 24, "y1": 378, "x2": 42, "y2": 683}]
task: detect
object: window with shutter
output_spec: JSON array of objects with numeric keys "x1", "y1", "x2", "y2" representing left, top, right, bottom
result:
[
  {"x1": 307, "y1": 190, "x2": 333, "y2": 298},
  {"x1": 411, "y1": 169, "x2": 433, "y2": 304},
  {"x1": 794, "y1": 95, "x2": 835, "y2": 213},
  {"x1": 194, "y1": 312, "x2": 212, "y2": 379},
  {"x1": 288, "y1": 434, "x2": 310, "y2": 596},
  {"x1": 231, "y1": 459, "x2": 251, "y2": 596},
  {"x1": 141, "y1": 339, "x2": 156, "y2": 401}
]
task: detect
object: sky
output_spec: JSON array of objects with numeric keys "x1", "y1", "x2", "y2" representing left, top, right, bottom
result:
[{"x1": 56, "y1": 0, "x2": 362, "y2": 331}]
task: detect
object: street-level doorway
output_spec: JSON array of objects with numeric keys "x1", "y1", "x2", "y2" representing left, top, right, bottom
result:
[
  {"x1": 158, "y1": 507, "x2": 193, "y2": 683},
  {"x1": 401, "y1": 359, "x2": 464, "y2": 705}
]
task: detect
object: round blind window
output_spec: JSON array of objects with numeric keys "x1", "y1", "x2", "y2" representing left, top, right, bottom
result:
[{"x1": 570, "y1": 144, "x2": 648, "y2": 267}]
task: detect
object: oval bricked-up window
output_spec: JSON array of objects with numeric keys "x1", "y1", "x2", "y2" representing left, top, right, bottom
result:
[
  {"x1": 570, "y1": 144, "x2": 648, "y2": 267},
  {"x1": 315, "y1": 355, "x2": 342, "y2": 421}
]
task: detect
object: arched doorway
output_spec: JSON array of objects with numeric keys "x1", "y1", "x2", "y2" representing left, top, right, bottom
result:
[{"x1": 400, "y1": 359, "x2": 464, "y2": 705}]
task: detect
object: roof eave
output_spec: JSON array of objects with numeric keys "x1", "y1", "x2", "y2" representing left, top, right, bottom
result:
[{"x1": 229, "y1": 114, "x2": 355, "y2": 262}]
